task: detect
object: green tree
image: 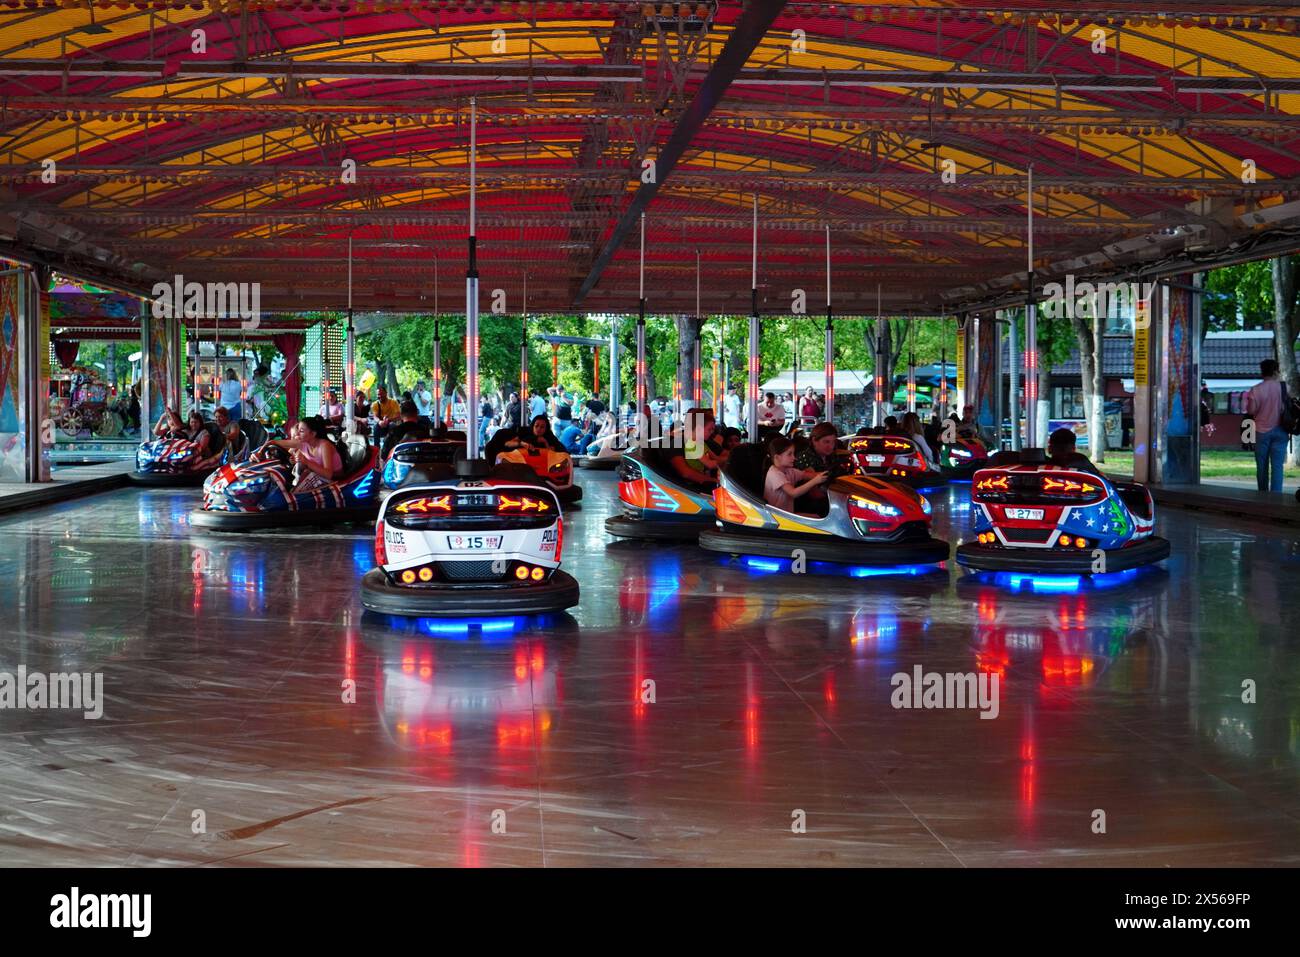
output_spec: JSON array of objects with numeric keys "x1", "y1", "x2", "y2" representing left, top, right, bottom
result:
[{"x1": 1205, "y1": 260, "x2": 1272, "y2": 332}]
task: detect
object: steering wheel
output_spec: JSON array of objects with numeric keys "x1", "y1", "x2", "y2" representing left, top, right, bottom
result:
[{"x1": 255, "y1": 444, "x2": 291, "y2": 466}]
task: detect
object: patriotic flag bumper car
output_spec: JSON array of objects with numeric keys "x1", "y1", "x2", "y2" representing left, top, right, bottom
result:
[{"x1": 956, "y1": 464, "x2": 1170, "y2": 574}]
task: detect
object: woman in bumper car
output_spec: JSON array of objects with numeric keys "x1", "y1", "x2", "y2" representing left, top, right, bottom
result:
[
  {"x1": 902, "y1": 411, "x2": 937, "y2": 466},
  {"x1": 264, "y1": 416, "x2": 342, "y2": 492},
  {"x1": 158, "y1": 408, "x2": 213, "y2": 457}
]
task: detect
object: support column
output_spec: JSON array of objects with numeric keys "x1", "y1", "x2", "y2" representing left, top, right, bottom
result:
[
  {"x1": 975, "y1": 311, "x2": 1000, "y2": 447},
  {"x1": 27, "y1": 266, "x2": 52, "y2": 481},
  {"x1": 1158, "y1": 276, "x2": 1200, "y2": 485},
  {"x1": 1007, "y1": 308, "x2": 1021, "y2": 450},
  {"x1": 955, "y1": 313, "x2": 968, "y2": 414},
  {"x1": 0, "y1": 267, "x2": 30, "y2": 482},
  {"x1": 872, "y1": 316, "x2": 888, "y2": 427},
  {"x1": 517, "y1": 318, "x2": 528, "y2": 410},
  {"x1": 607, "y1": 318, "x2": 621, "y2": 415},
  {"x1": 823, "y1": 311, "x2": 835, "y2": 425},
  {"x1": 1132, "y1": 283, "x2": 1160, "y2": 483},
  {"x1": 1025, "y1": 299, "x2": 1041, "y2": 447},
  {"x1": 141, "y1": 296, "x2": 181, "y2": 439},
  {"x1": 675, "y1": 313, "x2": 702, "y2": 412},
  {"x1": 692, "y1": 331, "x2": 702, "y2": 408}
]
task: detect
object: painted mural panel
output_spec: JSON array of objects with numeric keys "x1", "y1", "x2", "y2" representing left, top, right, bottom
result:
[
  {"x1": 1166, "y1": 281, "x2": 1194, "y2": 438},
  {"x1": 144, "y1": 312, "x2": 172, "y2": 426},
  {"x1": 0, "y1": 272, "x2": 22, "y2": 481}
]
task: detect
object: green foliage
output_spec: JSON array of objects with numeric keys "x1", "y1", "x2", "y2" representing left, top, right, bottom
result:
[
  {"x1": 1204, "y1": 260, "x2": 1272, "y2": 331},
  {"x1": 359, "y1": 313, "x2": 616, "y2": 401},
  {"x1": 354, "y1": 312, "x2": 989, "y2": 406},
  {"x1": 70, "y1": 342, "x2": 134, "y2": 385}
]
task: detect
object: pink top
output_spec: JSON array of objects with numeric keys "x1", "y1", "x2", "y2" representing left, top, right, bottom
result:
[
  {"x1": 298, "y1": 439, "x2": 337, "y2": 476},
  {"x1": 1247, "y1": 379, "x2": 1282, "y2": 432},
  {"x1": 764, "y1": 465, "x2": 801, "y2": 512}
]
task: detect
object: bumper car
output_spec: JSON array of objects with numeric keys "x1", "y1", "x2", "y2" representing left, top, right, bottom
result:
[
  {"x1": 188, "y1": 433, "x2": 379, "y2": 530},
  {"x1": 698, "y1": 444, "x2": 950, "y2": 565},
  {"x1": 495, "y1": 445, "x2": 582, "y2": 505},
  {"x1": 939, "y1": 433, "x2": 989, "y2": 478},
  {"x1": 129, "y1": 424, "x2": 225, "y2": 487},
  {"x1": 955, "y1": 457, "x2": 1170, "y2": 575},
  {"x1": 360, "y1": 461, "x2": 580, "y2": 617},
  {"x1": 604, "y1": 444, "x2": 717, "y2": 542},
  {"x1": 847, "y1": 434, "x2": 948, "y2": 490},
  {"x1": 381, "y1": 437, "x2": 466, "y2": 500},
  {"x1": 575, "y1": 429, "x2": 627, "y2": 470}
]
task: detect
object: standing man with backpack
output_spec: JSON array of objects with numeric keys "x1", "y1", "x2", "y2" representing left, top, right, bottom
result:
[{"x1": 1246, "y1": 358, "x2": 1294, "y2": 493}]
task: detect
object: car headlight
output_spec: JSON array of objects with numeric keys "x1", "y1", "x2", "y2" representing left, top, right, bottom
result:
[
  {"x1": 851, "y1": 496, "x2": 901, "y2": 518},
  {"x1": 921, "y1": 497, "x2": 932, "y2": 515}
]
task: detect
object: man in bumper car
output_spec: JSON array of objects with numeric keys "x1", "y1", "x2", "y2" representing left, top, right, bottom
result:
[{"x1": 381, "y1": 400, "x2": 434, "y2": 459}]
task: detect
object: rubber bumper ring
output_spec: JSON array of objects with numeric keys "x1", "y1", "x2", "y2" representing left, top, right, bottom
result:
[
  {"x1": 699, "y1": 525, "x2": 951, "y2": 565},
  {"x1": 360, "y1": 567, "x2": 580, "y2": 617},
  {"x1": 128, "y1": 469, "x2": 212, "y2": 488},
  {"x1": 188, "y1": 504, "x2": 379, "y2": 530},
  {"x1": 864, "y1": 472, "x2": 951, "y2": 492},
  {"x1": 955, "y1": 536, "x2": 1170, "y2": 573},
  {"x1": 604, "y1": 514, "x2": 710, "y2": 542},
  {"x1": 556, "y1": 485, "x2": 583, "y2": 504},
  {"x1": 578, "y1": 457, "x2": 620, "y2": 470}
]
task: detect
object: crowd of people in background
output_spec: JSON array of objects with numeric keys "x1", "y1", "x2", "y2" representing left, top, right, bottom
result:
[{"x1": 168, "y1": 357, "x2": 1300, "y2": 497}]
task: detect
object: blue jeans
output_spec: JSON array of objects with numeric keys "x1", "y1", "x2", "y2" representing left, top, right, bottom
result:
[{"x1": 1255, "y1": 425, "x2": 1289, "y2": 492}]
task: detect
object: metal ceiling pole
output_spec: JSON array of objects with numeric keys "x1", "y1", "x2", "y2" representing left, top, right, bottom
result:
[
  {"x1": 636, "y1": 212, "x2": 647, "y2": 432},
  {"x1": 465, "y1": 96, "x2": 480, "y2": 459},
  {"x1": 433, "y1": 319, "x2": 442, "y2": 424},
  {"x1": 907, "y1": 318, "x2": 916, "y2": 414},
  {"x1": 693, "y1": 249, "x2": 702, "y2": 407},
  {"x1": 747, "y1": 193, "x2": 760, "y2": 442},
  {"x1": 824, "y1": 224, "x2": 834, "y2": 425},
  {"x1": 432, "y1": 255, "x2": 444, "y2": 425},
  {"x1": 792, "y1": 328, "x2": 798, "y2": 406},
  {"x1": 519, "y1": 270, "x2": 528, "y2": 427},
  {"x1": 1024, "y1": 163, "x2": 1039, "y2": 448},
  {"x1": 213, "y1": 309, "x2": 220, "y2": 414},
  {"x1": 873, "y1": 283, "x2": 884, "y2": 428},
  {"x1": 344, "y1": 235, "x2": 356, "y2": 434}
]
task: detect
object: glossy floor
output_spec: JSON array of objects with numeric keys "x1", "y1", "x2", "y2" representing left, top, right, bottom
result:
[{"x1": 0, "y1": 475, "x2": 1297, "y2": 867}]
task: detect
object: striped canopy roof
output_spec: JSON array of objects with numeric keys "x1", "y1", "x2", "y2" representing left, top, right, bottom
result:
[{"x1": 2, "y1": 2, "x2": 1298, "y2": 315}]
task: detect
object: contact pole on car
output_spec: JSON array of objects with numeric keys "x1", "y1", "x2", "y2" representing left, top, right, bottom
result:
[
  {"x1": 344, "y1": 235, "x2": 356, "y2": 435},
  {"x1": 824, "y1": 224, "x2": 834, "y2": 423},
  {"x1": 1024, "y1": 163, "x2": 1039, "y2": 449},
  {"x1": 465, "y1": 96, "x2": 480, "y2": 461},
  {"x1": 519, "y1": 271, "x2": 528, "y2": 423},
  {"x1": 636, "y1": 212, "x2": 647, "y2": 437},
  {"x1": 747, "y1": 193, "x2": 760, "y2": 442},
  {"x1": 693, "y1": 249, "x2": 702, "y2": 407}
]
